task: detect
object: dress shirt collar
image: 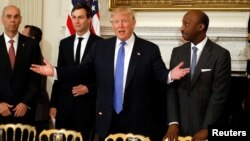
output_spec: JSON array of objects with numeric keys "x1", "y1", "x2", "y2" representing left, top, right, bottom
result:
[
  {"x1": 75, "y1": 30, "x2": 90, "y2": 40},
  {"x1": 116, "y1": 34, "x2": 135, "y2": 48},
  {"x1": 190, "y1": 36, "x2": 208, "y2": 52},
  {"x1": 4, "y1": 32, "x2": 19, "y2": 45}
]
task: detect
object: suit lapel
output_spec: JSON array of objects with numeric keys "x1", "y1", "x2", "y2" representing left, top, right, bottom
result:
[
  {"x1": 182, "y1": 43, "x2": 192, "y2": 83},
  {"x1": 0, "y1": 34, "x2": 12, "y2": 70},
  {"x1": 13, "y1": 34, "x2": 26, "y2": 70},
  {"x1": 191, "y1": 39, "x2": 212, "y2": 88},
  {"x1": 125, "y1": 37, "x2": 140, "y2": 89},
  {"x1": 82, "y1": 33, "x2": 94, "y2": 61},
  {"x1": 108, "y1": 38, "x2": 116, "y2": 90},
  {"x1": 68, "y1": 36, "x2": 75, "y2": 64},
  {"x1": 183, "y1": 43, "x2": 191, "y2": 68}
]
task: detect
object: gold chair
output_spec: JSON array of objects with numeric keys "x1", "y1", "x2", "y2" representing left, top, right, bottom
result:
[
  {"x1": 105, "y1": 133, "x2": 150, "y2": 141},
  {"x1": 39, "y1": 129, "x2": 83, "y2": 141},
  {"x1": 177, "y1": 136, "x2": 192, "y2": 141},
  {"x1": 0, "y1": 123, "x2": 36, "y2": 141}
]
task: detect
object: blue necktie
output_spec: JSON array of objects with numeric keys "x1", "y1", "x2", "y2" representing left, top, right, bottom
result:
[
  {"x1": 191, "y1": 46, "x2": 198, "y2": 79},
  {"x1": 114, "y1": 42, "x2": 126, "y2": 113}
]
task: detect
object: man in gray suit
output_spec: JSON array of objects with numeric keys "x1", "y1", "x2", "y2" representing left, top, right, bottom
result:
[{"x1": 164, "y1": 10, "x2": 231, "y2": 141}]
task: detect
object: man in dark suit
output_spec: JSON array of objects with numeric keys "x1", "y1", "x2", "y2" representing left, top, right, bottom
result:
[
  {"x1": 30, "y1": 6, "x2": 189, "y2": 141},
  {"x1": 49, "y1": 3, "x2": 102, "y2": 141},
  {"x1": 0, "y1": 5, "x2": 41, "y2": 125},
  {"x1": 164, "y1": 10, "x2": 231, "y2": 141}
]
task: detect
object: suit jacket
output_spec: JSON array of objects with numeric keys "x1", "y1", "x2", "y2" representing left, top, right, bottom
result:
[
  {"x1": 167, "y1": 39, "x2": 231, "y2": 135},
  {"x1": 0, "y1": 33, "x2": 41, "y2": 124},
  {"x1": 50, "y1": 33, "x2": 102, "y2": 129},
  {"x1": 57, "y1": 34, "x2": 169, "y2": 138}
]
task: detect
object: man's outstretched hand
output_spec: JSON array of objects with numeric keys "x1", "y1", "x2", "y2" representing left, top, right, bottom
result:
[
  {"x1": 170, "y1": 61, "x2": 190, "y2": 80},
  {"x1": 30, "y1": 59, "x2": 54, "y2": 77}
]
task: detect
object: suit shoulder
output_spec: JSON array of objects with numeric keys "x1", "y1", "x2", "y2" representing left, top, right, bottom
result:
[
  {"x1": 60, "y1": 35, "x2": 74, "y2": 43},
  {"x1": 20, "y1": 34, "x2": 36, "y2": 43},
  {"x1": 94, "y1": 36, "x2": 115, "y2": 45},
  {"x1": 90, "y1": 33, "x2": 103, "y2": 40},
  {"x1": 209, "y1": 40, "x2": 230, "y2": 54},
  {"x1": 172, "y1": 42, "x2": 190, "y2": 52},
  {"x1": 136, "y1": 36, "x2": 158, "y2": 47},
  {"x1": 19, "y1": 34, "x2": 40, "y2": 49}
]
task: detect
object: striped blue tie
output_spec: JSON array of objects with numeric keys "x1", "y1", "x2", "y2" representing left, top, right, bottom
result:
[{"x1": 114, "y1": 42, "x2": 126, "y2": 113}]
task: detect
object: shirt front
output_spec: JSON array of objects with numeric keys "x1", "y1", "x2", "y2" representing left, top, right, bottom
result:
[
  {"x1": 190, "y1": 36, "x2": 208, "y2": 65},
  {"x1": 114, "y1": 34, "x2": 135, "y2": 95},
  {"x1": 74, "y1": 30, "x2": 90, "y2": 63},
  {"x1": 4, "y1": 33, "x2": 19, "y2": 53}
]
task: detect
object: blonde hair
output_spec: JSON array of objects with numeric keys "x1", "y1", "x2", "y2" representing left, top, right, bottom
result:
[{"x1": 110, "y1": 6, "x2": 135, "y2": 22}]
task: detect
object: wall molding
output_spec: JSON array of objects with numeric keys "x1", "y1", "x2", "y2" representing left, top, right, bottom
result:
[
  {"x1": 10, "y1": 0, "x2": 43, "y2": 29},
  {"x1": 101, "y1": 26, "x2": 249, "y2": 75}
]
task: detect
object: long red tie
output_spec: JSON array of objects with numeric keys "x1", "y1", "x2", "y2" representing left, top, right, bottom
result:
[{"x1": 8, "y1": 39, "x2": 15, "y2": 69}]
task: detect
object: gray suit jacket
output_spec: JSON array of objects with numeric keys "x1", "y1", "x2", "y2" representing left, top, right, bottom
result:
[{"x1": 167, "y1": 39, "x2": 231, "y2": 135}]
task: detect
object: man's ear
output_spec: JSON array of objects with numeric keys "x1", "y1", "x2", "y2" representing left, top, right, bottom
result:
[{"x1": 199, "y1": 24, "x2": 205, "y2": 31}]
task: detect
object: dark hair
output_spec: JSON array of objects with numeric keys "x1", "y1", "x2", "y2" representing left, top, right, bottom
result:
[
  {"x1": 24, "y1": 25, "x2": 43, "y2": 43},
  {"x1": 71, "y1": 2, "x2": 92, "y2": 19},
  {"x1": 200, "y1": 12, "x2": 209, "y2": 32}
]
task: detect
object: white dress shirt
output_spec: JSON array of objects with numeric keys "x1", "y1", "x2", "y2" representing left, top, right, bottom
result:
[
  {"x1": 74, "y1": 30, "x2": 90, "y2": 63},
  {"x1": 4, "y1": 33, "x2": 19, "y2": 53}
]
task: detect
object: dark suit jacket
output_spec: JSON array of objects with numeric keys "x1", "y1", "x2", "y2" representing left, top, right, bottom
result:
[
  {"x1": 0, "y1": 33, "x2": 41, "y2": 124},
  {"x1": 167, "y1": 39, "x2": 231, "y2": 135},
  {"x1": 50, "y1": 33, "x2": 102, "y2": 135},
  {"x1": 57, "y1": 34, "x2": 169, "y2": 138}
]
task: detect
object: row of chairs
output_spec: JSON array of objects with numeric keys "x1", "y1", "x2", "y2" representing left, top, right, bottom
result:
[
  {"x1": 105, "y1": 134, "x2": 192, "y2": 141},
  {"x1": 0, "y1": 123, "x2": 82, "y2": 141},
  {"x1": 0, "y1": 123, "x2": 193, "y2": 141}
]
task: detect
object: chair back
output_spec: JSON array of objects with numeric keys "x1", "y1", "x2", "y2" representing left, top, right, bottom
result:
[
  {"x1": 177, "y1": 136, "x2": 192, "y2": 141},
  {"x1": 39, "y1": 129, "x2": 83, "y2": 141},
  {"x1": 0, "y1": 123, "x2": 36, "y2": 141},
  {"x1": 105, "y1": 133, "x2": 150, "y2": 141}
]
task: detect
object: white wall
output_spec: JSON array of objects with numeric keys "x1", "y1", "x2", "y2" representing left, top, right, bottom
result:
[
  {"x1": 0, "y1": 0, "x2": 9, "y2": 33},
  {"x1": 1, "y1": 0, "x2": 249, "y2": 95}
]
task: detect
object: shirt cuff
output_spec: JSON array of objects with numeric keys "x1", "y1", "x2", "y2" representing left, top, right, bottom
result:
[
  {"x1": 169, "y1": 121, "x2": 179, "y2": 125},
  {"x1": 167, "y1": 71, "x2": 174, "y2": 84},
  {"x1": 53, "y1": 68, "x2": 58, "y2": 80}
]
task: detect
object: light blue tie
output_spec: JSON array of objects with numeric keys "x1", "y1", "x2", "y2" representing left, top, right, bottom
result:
[
  {"x1": 191, "y1": 46, "x2": 198, "y2": 79},
  {"x1": 114, "y1": 42, "x2": 126, "y2": 113}
]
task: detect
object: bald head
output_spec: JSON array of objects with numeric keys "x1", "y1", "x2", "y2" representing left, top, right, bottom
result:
[
  {"x1": 180, "y1": 10, "x2": 209, "y2": 44},
  {"x1": 2, "y1": 5, "x2": 21, "y2": 16},
  {"x1": 1, "y1": 5, "x2": 22, "y2": 37},
  {"x1": 184, "y1": 10, "x2": 209, "y2": 32}
]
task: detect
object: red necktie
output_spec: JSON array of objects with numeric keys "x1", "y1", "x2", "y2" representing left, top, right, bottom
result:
[{"x1": 8, "y1": 39, "x2": 15, "y2": 69}]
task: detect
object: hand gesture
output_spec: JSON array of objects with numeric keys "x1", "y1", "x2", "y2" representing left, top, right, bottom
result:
[
  {"x1": 30, "y1": 59, "x2": 54, "y2": 76},
  {"x1": 170, "y1": 62, "x2": 190, "y2": 80}
]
